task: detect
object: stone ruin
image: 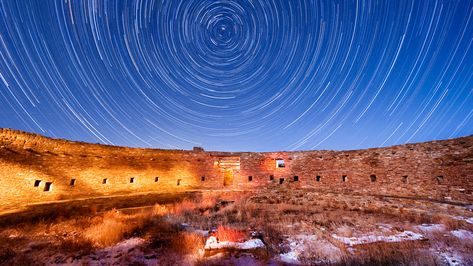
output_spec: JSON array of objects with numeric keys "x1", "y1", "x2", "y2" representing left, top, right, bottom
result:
[{"x1": 0, "y1": 128, "x2": 472, "y2": 212}]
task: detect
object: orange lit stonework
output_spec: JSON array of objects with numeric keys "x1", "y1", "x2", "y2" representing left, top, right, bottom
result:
[{"x1": 0, "y1": 128, "x2": 472, "y2": 213}]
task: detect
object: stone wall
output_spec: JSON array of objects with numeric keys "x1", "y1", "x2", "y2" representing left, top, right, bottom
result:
[{"x1": 0, "y1": 128, "x2": 472, "y2": 212}]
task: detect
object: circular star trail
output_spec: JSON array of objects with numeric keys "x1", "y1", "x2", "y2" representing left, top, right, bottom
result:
[{"x1": 0, "y1": 0, "x2": 472, "y2": 151}]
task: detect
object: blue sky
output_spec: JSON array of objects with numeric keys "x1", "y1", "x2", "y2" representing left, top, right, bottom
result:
[{"x1": 0, "y1": 0, "x2": 472, "y2": 151}]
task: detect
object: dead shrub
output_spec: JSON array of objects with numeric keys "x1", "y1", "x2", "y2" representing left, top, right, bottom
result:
[
  {"x1": 169, "y1": 200, "x2": 198, "y2": 215},
  {"x1": 84, "y1": 218, "x2": 129, "y2": 246},
  {"x1": 336, "y1": 224, "x2": 354, "y2": 237},
  {"x1": 340, "y1": 241, "x2": 438, "y2": 266},
  {"x1": 393, "y1": 210, "x2": 433, "y2": 224},
  {"x1": 0, "y1": 247, "x2": 15, "y2": 264},
  {"x1": 83, "y1": 210, "x2": 137, "y2": 247},
  {"x1": 213, "y1": 225, "x2": 246, "y2": 242},
  {"x1": 432, "y1": 214, "x2": 464, "y2": 230},
  {"x1": 152, "y1": 204, "x2": 168, "y2": 216},
  {"x1": 146, "y1": 220, "x2": 181, "y2": 249},
  {"x1": 59, "y1": 237, "x2": 94, "y2": 254},
  {"x1": 259, "y1": 223, "x2": 288, "y2": 254},
  {"x1": 199, "y1": 194, "x2": 219, "y2": 209},
  {"x1": 170, "y1": 232, "x2": 205, "y2": 255},
  {"x1": 313, "y1": 213, "x2": 331, "y2": 227}
]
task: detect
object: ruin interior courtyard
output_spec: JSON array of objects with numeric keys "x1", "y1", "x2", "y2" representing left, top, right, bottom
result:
[
  {"x1": 1, "y1": 0, "x2": 473, "y2": 264},
  {"x1": 0, "y1": 128, "x2": 472, "y2": 265}
]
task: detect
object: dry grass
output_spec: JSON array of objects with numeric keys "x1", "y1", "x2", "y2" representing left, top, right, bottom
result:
[
  {"x1": 340, "y1": 241, "x2": 439, "y2": 266},
  {"x1": 170, "y1": 232, "x2": 205, "y2": 255},
  {"x1": 152, "y1": 203, "x2": 169, "y2": 216},
  {"x1": 168, "y1": 199, "x2": 198, "y2": 215},
  {"x1": 83, "y1": 211, "x2": 132, "y2": 247},
  {"x1": 0, "y1": 247, "x2": 16, "y2": 264},
  {"x1": 431, "y1": 213, "x2": 465, "y2": 230},
  {"x1": 212, "y1": 225, "x2": 246, "y2": 242},
  {"x1": 0, "y1": 189, "x2": 472, "y2": 265},
  {"x1": 336, "y1": 224, "x2": 354, "y2": 237}
]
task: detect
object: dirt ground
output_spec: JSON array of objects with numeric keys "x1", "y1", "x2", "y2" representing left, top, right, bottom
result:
[{"x1": 0, "y1": 188, "x2": 472, "y2": 265}]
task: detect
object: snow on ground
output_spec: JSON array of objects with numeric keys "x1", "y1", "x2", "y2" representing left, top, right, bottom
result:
[
  {"x1": 332, "y1": 230, "x2": 424, "y2": 246},
  {"x1": 450, "y1": 215, "x2": 473, "y2": 225},
  {"x1": 100, "y1": 237, "x2": 145, "y2": 254},
  {"x1": 65, "y1": 237, "x2": 159, "y2": 266},
  {"x1": 279, "y1": 234, "x2": 342, "y2": 265},
  {"x1": 204, "y1": 236, "x2": 265, "y2": 250},
  {"x1": 239, "y1": 239, "x2": 266, "y2": 249},
  {"x1": 451, "y1": 229, "x2": 473, "y2": 240},
  {"x1": 280, "y1": 251, "x2": 299, "y2": 264},
  {"x1": 415, "y1": 224, "x2": 446, "y2": 233},
  {"x1": 279, "y1": 235, "x2": 316, "y2": 264},
  {"x1": 93, "y1": 238, "x2": 155, "y2": 265},
  {"x1": 436, "y1": 250, "x2": 464, "y2": 266}
]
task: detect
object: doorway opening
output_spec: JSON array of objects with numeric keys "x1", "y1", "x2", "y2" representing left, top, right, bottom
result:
[{"x1": 224, "y1": 169, "x2": 234, "y2": 186}]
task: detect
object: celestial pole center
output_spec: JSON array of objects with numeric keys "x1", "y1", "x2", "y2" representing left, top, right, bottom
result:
[{"x1": 0, "y1": 0, "x2": 472, "y2": 151}]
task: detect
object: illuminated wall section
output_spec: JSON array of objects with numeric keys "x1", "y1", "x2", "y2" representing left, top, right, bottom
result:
[{"x1": 0, "y1": 128, "x2": 472, "y2": 212}]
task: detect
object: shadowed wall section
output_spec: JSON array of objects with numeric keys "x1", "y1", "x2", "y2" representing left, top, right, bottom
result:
[{"x1": 0, "y1": 128, "x2": 472, "y2": 212}]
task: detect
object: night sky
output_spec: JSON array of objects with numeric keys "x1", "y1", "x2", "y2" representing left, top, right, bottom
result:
[{"x1": 0, "y1": 0, "x2": 472, "y2": 152}]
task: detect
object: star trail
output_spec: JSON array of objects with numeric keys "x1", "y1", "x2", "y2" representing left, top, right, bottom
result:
[{"x1": 0, "y1": 0, "x2": 472, "y2": 151}]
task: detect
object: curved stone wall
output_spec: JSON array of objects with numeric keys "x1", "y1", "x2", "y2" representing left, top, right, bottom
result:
[{"x1": 0, "y1": 128, "x2": 472, "y2": 212}]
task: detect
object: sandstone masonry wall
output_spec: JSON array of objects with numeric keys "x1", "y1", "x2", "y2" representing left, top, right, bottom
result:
[{"x1": 0, "y1": 128, "x2": 472, "y2": 212}]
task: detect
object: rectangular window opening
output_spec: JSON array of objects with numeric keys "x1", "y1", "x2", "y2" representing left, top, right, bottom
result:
[
  {"x1": 70, "y1": 179, "x2": 76, "y2": 186},
  {"x1": 402, "y1": 175, "x2": 408, "y2": 183},
  {"x1": 130, "y1": 177, "x2": 135, "y2": 183},
  {"x1": 294, "y1": 176, "x2": 299, "y2": 182},
  {"x1": 102, "y1": 178, "x2": 108, "y2": 184},
  {"x1": 342, "y1": 175, "x2": 347, "y2": 182},
  {"x1": 248, "y1": 176, "x2": 253, "y2": 182},
  {"x1": 270, "y1": 175, "x2": 274, "y2": 181},
  {"x1": 177, "y1": 179, "x2": 181, "y2": 186},
  {"x1": 276, "y1": 159, "x2": 285, "y2": 168},
  {"x1": 34, "y1": 180, "x2": 41, "y2": 187},
  {"x1": 316, "y1": 175, "x2": 321, "y2": 182},
  {"x1": 155, "y1": 177, "x2": 159, "y2": 182},
  {"x1": 279, "y1": 178, "x2": 284, "y2": 184},
  {"x1": 370, "y1": 175, "x2": 377, "y2": 182},
  {"x1": 44, "y1": 182, "x2": 52, "y2": 192},
  {"x1": 201, "y1": 176, "x2": 205, "y2": 181}
]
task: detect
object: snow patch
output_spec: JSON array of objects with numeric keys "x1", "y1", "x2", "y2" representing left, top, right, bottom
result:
[
  {"x1": 437, "y1": 250, "x2": 463, "y2": 266},
  {"x1": 452, "y1": 216, "x2": 473, "y2": 225},
  {"x1": 332, "y1": 231, "x2": 424, "y2": 246},
  {"x1": 101, "y1": 237, "x2": 145, "y2": 254},
  {"x1": 68, "y1": 237, "x2": 157, "y2": 265},
  {"x1": 416, "y1": 224, "x2": 445, "y2": 232},
  {"x1": 239, "y1": 239, "x2": 266, "y2": 249},
  {"x1": 280, "y1": 251, "x2": 299, "y2": 264},
  {"x1": 204, "y1": 236, "x2": 265, "y2": 250},
  {"x1": 279, "y1": 234, "x2": 341, "y2": 265},
  {"x1": 451, "y1": 229, "x2": 473, "y2": 240}
]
